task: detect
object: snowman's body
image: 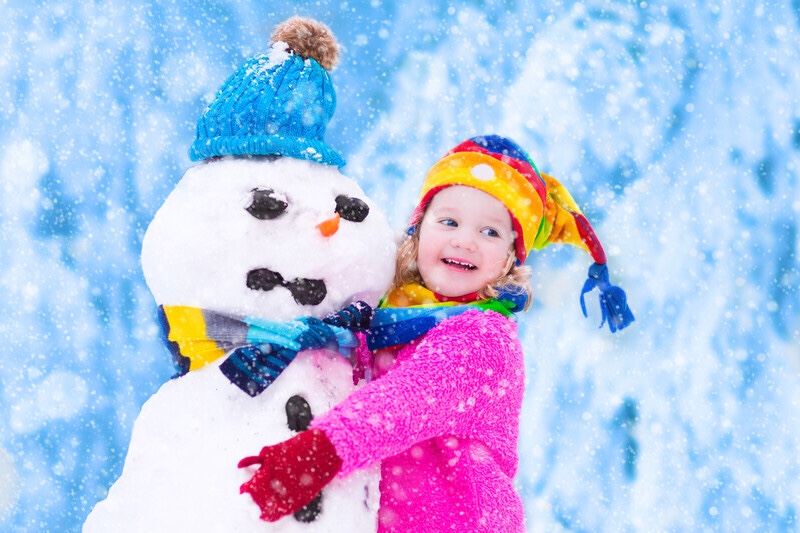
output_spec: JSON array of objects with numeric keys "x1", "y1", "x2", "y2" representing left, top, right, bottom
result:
[{"x1": 84, "y1": 156, "x2": 395, "y2": 532}]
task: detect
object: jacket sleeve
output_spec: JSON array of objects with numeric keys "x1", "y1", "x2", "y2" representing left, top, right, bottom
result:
[{"x1": 310, "y1": 309, "x2": 522, "y2": 477}]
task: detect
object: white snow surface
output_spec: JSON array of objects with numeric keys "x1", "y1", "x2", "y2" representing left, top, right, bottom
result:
[
  {"x1": 84, "y1": 155, "x2": 395, "y2": 531},
  {"x1": 0, "y1": 447, "x2": 18, "y2": 520},
  {"x1": 83, "y1": 351, "x2": 380, "y2": 532},
  {"x1": 141, "y1": 156, "x2": 396, "y2": 320}
]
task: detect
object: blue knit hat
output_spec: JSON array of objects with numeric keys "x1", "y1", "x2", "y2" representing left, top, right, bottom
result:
[{"x1": 189, "y1": 17, "x2": 345, "y2": 167}]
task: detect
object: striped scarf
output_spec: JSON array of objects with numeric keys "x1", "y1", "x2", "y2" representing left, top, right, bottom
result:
[
  {"x1": 366, "y1": 284, "x2": 521, "y2": 351},
  {"x1": 157, "y1": 305, "x2": 359, "y2": 377}
]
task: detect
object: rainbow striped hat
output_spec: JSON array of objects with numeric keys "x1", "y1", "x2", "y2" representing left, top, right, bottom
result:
[{"x1": 410, "y1": 134, "x2": 634, "y2": 332}]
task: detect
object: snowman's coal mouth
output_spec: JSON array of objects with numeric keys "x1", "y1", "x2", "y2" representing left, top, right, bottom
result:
[{"x1": 246, "y1": 268, "x2": 327, "y2": 306}]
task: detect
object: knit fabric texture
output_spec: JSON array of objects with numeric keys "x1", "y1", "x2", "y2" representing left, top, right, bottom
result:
[
  {"x1": 311, "y1": 309, "x2": 526, "y2": 532},
  {"x1": 366, "y1": 283, "x2": 517, "y2": 351},
  {"x1": 189, "y1": 42, "x2": 344, "y2": 167},
  {"x1": 157, "y1": 305, "x2": 357, "y2": 376}
]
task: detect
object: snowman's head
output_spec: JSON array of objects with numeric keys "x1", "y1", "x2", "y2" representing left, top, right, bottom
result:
[{"x1": 141, "y1": 156, "x2": 396, "y2": 321}]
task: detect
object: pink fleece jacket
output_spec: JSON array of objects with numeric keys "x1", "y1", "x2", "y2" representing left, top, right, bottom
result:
[{"x1": 311, "y1": 309, "x2": 526, "y2": 532}]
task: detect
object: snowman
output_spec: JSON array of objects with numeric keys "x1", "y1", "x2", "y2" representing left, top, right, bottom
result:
[{"x1": 84, "y1": 18, "x2": 395, "y2": 532}]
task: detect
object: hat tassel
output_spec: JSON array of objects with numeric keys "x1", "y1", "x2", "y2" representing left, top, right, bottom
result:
[{"x1": 580, "y1": 262, "x2": 635, "y2": 333}]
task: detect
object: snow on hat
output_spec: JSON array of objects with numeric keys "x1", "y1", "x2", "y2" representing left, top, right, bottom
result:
[
  {"x1": 410, "y1": 134, "x2": 634, "y2": 332},
  {"x1": 189, "y1": 17, "x2": 344, "y2": 167}
]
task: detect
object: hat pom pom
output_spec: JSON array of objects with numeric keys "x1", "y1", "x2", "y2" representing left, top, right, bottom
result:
[
  {"x1": 271, "y1": 16, "x2": 339, "y2": 70},
  {"x1": 580, "y1": 262, "x2": 635, "y2": 333}
]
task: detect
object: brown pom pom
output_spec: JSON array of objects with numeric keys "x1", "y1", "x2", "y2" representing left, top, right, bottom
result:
[{"x1": 271, "y1": 16, "x2": 340, "y2": 71}]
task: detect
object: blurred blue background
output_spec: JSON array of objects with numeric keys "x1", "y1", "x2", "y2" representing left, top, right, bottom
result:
[{"x1": 1, "y1": 0, "x2": 799, "y2": 531}]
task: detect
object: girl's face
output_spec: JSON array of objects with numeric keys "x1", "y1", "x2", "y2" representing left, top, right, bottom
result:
[{"x1": 416, "y1": 185, "x2": 515, "y2": 298}]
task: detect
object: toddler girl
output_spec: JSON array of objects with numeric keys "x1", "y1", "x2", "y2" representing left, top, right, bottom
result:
[{"x1": 237, "y1": 135, "x2": 633, "y2": 532}]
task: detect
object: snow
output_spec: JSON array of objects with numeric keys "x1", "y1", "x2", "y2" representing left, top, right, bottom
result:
[
  {"x1": 0, "y1": 446, "x2": 18, "y2": 520},
  {"x1": 1, "y1": 1, "x2": 799, "y2": 532},
  {"x1": 10, "y1": 371, "x2": 89, "y2": 434},
  {"x1": 83, "y1": 351, "x2": 381, "y2": 532},
  {"x1": 141, "y1": 156, "x2": 395, "y2": 320},
  {"x1": 84, "y1": 148, "x2": 395, "y2": 529}
]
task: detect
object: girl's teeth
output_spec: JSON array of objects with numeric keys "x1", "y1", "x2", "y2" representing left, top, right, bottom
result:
[{"x1": 444, "y1": 259, "x2": 475, "y2": 270}]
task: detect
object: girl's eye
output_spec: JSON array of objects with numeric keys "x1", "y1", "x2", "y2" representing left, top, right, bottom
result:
[
  {"x1": 335, "y1": 195, "x2": 370, "y2": 222},
  {"x1": 482, "y1": 228, "x2": 500, "y2": 238},
  {"x1": 440, "y1": 218, "x2": 457, "y2": 227},
  {"x1": 246, "y1": 188, "x2": 288, "y2": 220}
]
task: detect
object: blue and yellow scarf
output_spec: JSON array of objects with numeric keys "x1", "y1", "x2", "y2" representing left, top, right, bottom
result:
[
  {"x1": 157, "y1": 289, "x2": 522, "y2": 395},
  {"x1": 366, "y1": 283, "x2": 524, "y2": 351},
  {"x1": 157, "y1": 305, "x2": 359, "y2": 377}
]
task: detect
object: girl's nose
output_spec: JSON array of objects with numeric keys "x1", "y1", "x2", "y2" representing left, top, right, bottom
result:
[
  {"x1": 316, "y1": 213, "x2": 340, "y2": 237},
  {"x1": 451, "y1": 233, "x2": 476, "y2": 251}
]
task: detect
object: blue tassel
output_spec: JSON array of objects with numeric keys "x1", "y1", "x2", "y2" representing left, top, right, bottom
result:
[{"x1": 580, "y1": 262, "x2": 635, "y2": 333}]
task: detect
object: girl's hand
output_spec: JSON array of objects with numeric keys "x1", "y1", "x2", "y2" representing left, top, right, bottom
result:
[{"x1": 238, "y1": 429, "x2": 342, "y2": 522}]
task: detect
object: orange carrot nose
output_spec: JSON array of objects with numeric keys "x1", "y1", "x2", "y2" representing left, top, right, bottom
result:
[{"x1": 316, "y1": 213, "x2": 340, "y2": 237}]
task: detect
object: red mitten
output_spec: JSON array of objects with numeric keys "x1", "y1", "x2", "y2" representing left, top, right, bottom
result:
[{"x1": 238, "y1": 429, "x2": 343, "y2": 522}]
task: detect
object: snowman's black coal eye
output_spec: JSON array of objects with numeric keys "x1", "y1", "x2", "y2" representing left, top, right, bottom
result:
[
  {"x1": 334, "y1": 195, "x2": 369, "y2": 222},
  {"x1": 246, "y1": 188, "x2": 287, "y2": 220}
]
